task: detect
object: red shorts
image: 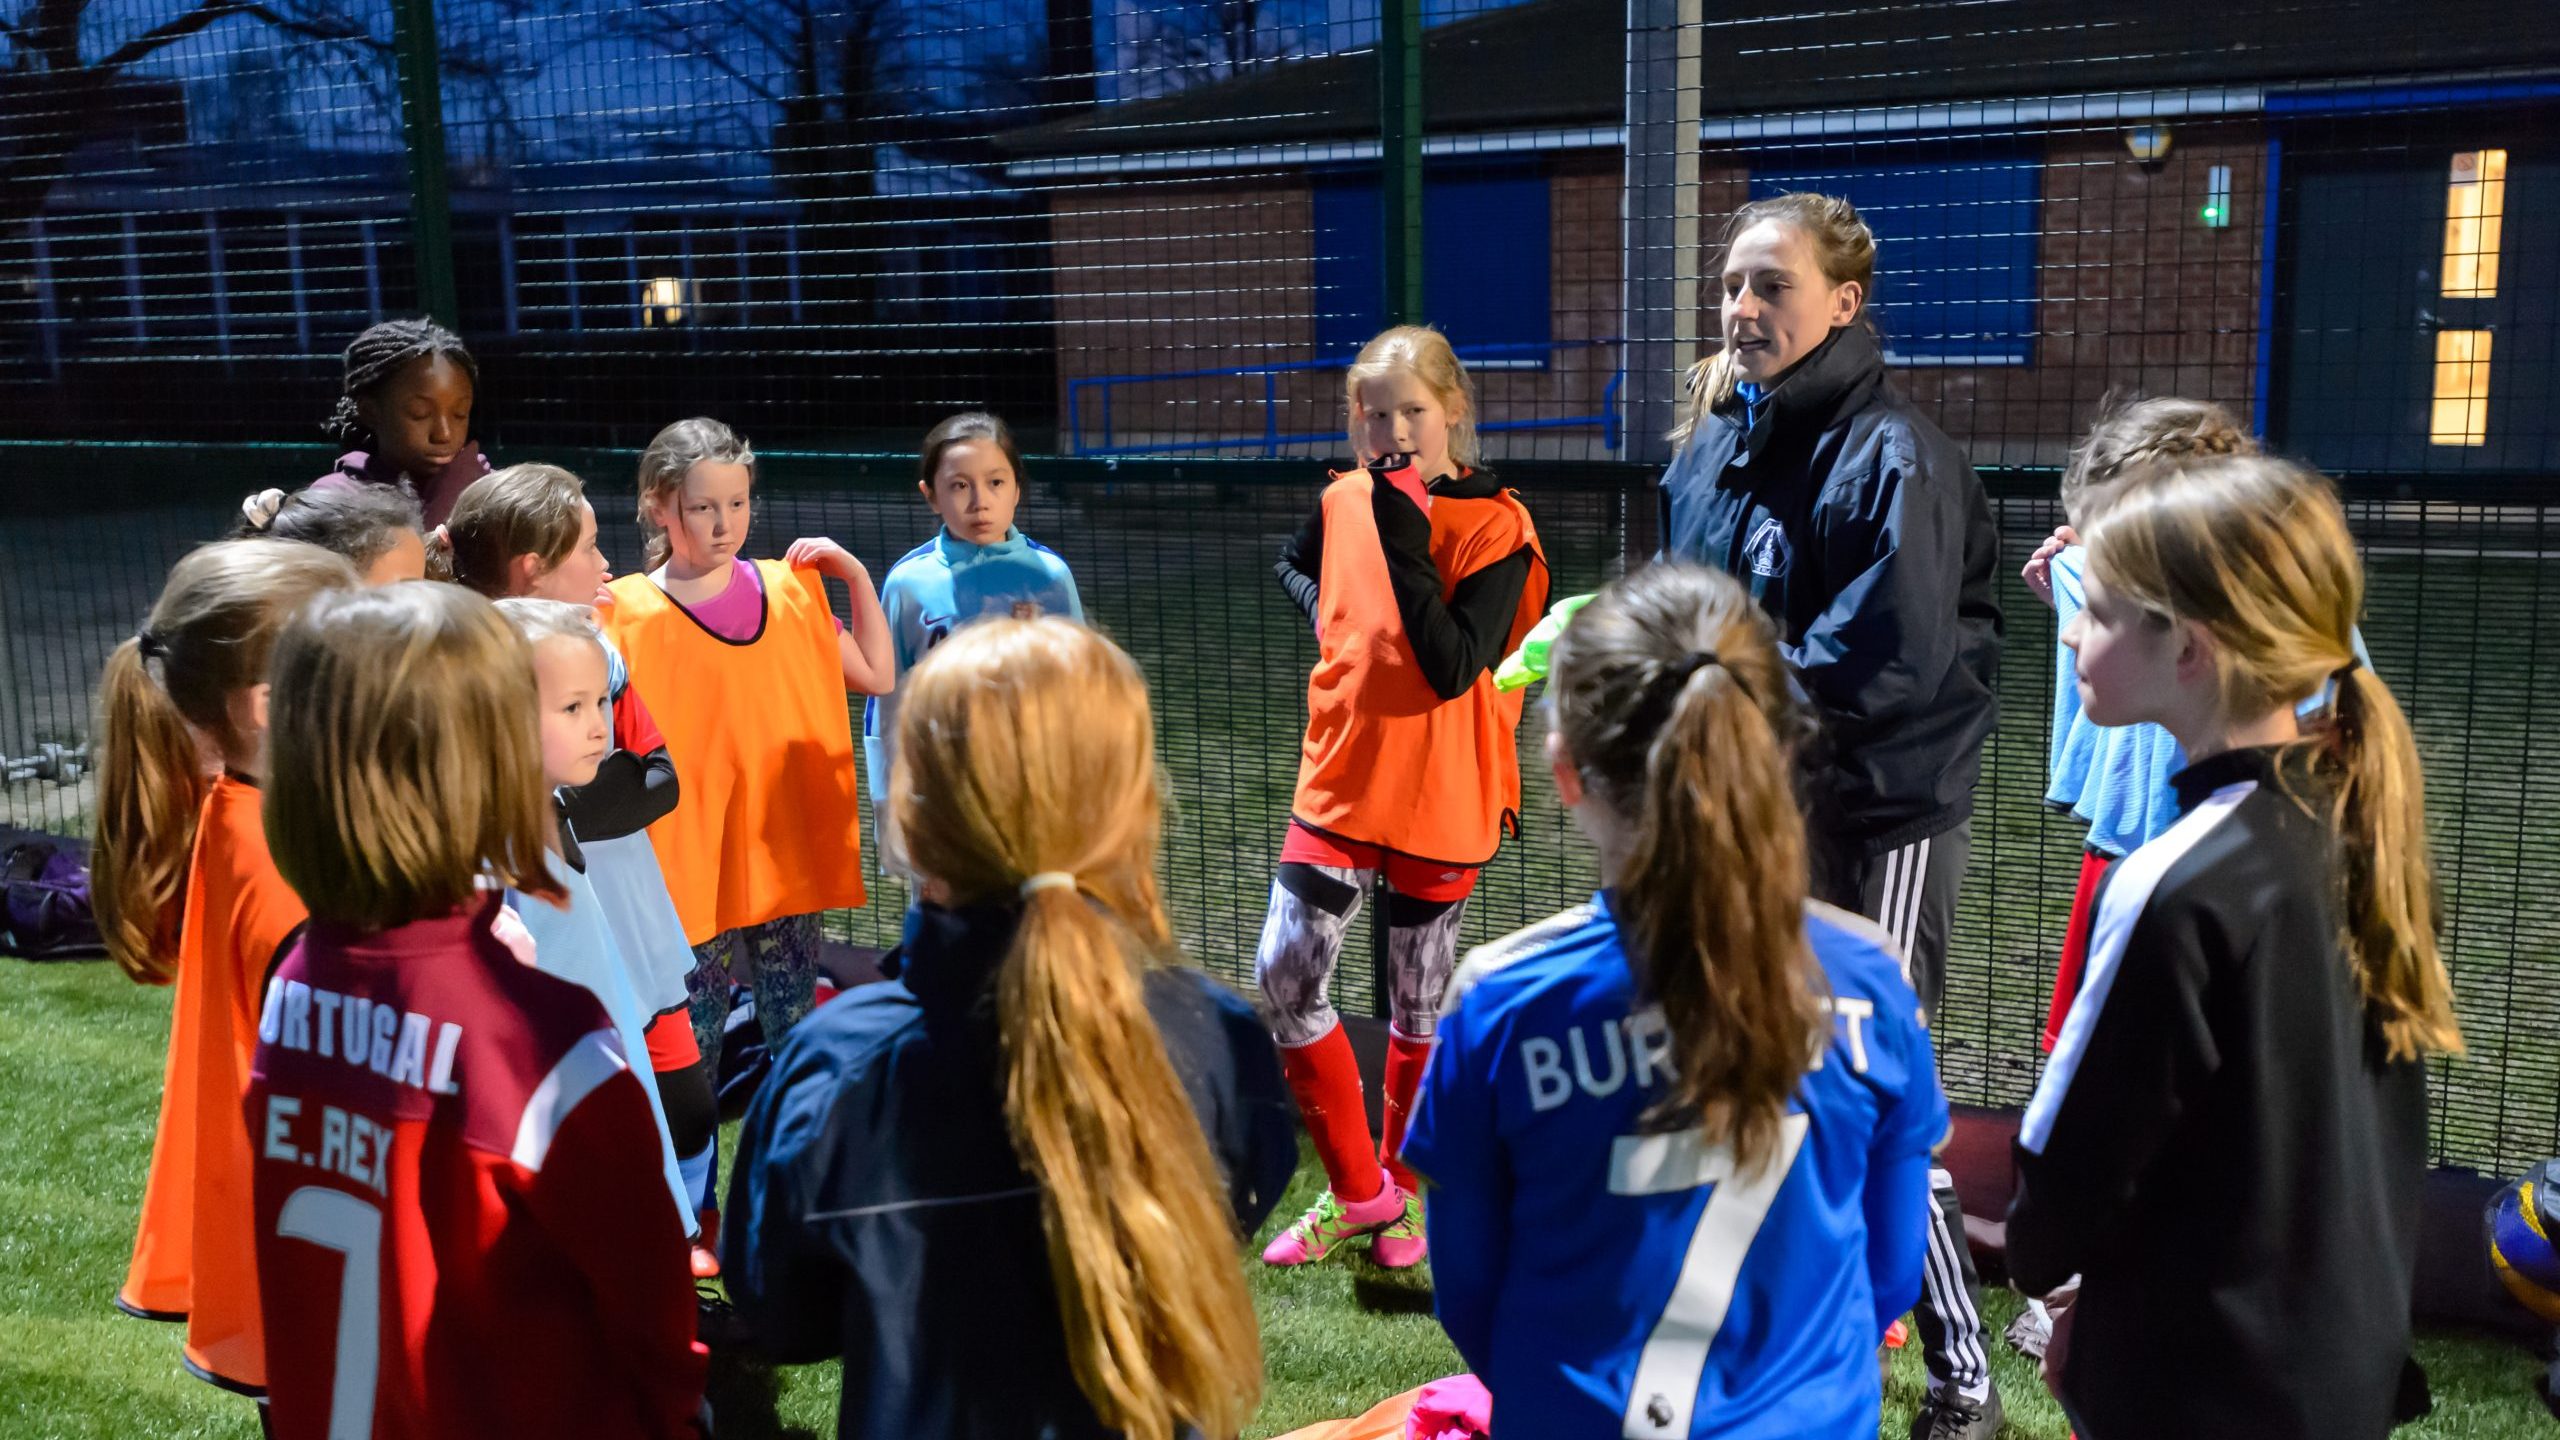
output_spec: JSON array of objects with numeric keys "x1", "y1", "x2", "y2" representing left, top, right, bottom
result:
[
  {"x1": 643, "y1": 1006, "x2": 701, "y2": 1073},
  {"x1": 1280, "y1": 822, "x2": 1480, "y2": 903},
  {"x1": 2041, "y1": 846, "x2": 2115, "y2": 1053}
]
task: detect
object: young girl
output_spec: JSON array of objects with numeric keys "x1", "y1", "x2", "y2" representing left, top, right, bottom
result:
[
  {"x1": 494, "y1": 597, "x2": 697, "y2": 1232},
  {"x1": 243, "y1": 320, "x2": 490, "y2": 530},
  {"x1": 1402, "y1": 561, "x2": 1943, "y2": 1438},
  {"x1": 726, "y1": 617, "x2": 1293, "y2": 1440},
  {"x1": 604, "y1": 417, "x2": 889, "y2": 1253},
  {"x1": 864, "y1": 412, "x2": 1084, "y2": 813},
  {"x1": 2019, "y1": 399, "x2": 2369, "y2": 1056},
  {"x1": 249, "y1": 582, "x2": 704, "y2": 1439},
  {"x1": 239, "y1": 483, "x2": 431, "y2": 584},
  {"x1": 444, "y1": 462, "x2": 715, "y2": 1266},
  {"x1": 2008, "y1": 454, "x2": 2460, "y2": 1440},
  {"x1": 1257, "y1": 325, "x2": 1548, "y2": 1269},
  {"x1": 97, "y1": 540, "x2": 360, "y2": 1398}
]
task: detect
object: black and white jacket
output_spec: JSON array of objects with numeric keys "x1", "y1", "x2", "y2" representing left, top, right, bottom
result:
[{"x1": 2007, "y1": 745, "x2": 2429, "y2": 1440}]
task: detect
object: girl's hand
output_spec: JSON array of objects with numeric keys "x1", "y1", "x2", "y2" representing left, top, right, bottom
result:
[
  {"x1": 2020, "y1": 525, "x2": 2079, "y2": 609},
  {"x1": 785, "y1": 536, "x2": 862, "y2": 581}
]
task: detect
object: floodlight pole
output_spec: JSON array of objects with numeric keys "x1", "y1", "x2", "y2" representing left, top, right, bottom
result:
[
  {"x1": 391, "y1": 0, "x2": 460, "y2": 330},
  {"x1": 1379, "y1": 0, "x2": 1425, "y2": 328}
]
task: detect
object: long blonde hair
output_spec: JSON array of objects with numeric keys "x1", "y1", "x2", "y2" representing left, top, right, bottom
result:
[
  {"x1": 1345, "y1": 325, "x2": 1479, "y2": 470},
  {"x1": 92, "y1": 540, "x2": 359, "y2": 981},
  {"x1": 2085, "y1": 455, "x2": 2460, "y2": 1060},
  {"x1": 1549, "y1": 562, "x2": 1826, "y2": 1169},
  {"x1": 265, "y1": 583, "x2": 564, "y2": 930},
  {"x1": 892, "y1": 618, "x2": 1261, "y2": 1440},
  {"x1": 1672, "y1": 192, "x2": 1878, "y2": 449}
]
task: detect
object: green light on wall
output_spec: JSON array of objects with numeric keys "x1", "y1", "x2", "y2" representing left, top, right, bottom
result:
[{"x1": 2202, "y1": 163, "x2": 2233, "y2": 229}]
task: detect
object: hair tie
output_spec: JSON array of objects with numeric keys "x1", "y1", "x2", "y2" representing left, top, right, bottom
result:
[
  {"x1": 135, "y1": 629, "x2": 166, "y2": 661},
  {"x1": 1019, "y1": 871, "x2": 1078, "y2": 898},
  {"x1": 2334, "y1": 654, "x2": 2362, "y2": 682}
]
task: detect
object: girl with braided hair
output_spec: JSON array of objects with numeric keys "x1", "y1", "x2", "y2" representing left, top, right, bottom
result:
[
  {"x1": 2016, "y1": 398, "x2": 2369, "y2": 1053},
  {"x1": 242, "y1": 319, "x2": 490, "y2": 530}
]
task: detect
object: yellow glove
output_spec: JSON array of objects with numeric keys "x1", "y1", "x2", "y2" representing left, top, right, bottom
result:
[{"x1": 1494, "y1": 592, "x2": 1596, "y2": 692}]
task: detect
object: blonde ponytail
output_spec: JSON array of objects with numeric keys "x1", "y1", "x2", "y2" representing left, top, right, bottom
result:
[
  {"x1": 2328, "y1": 666, "x2": 2462, "y2": 1058},
  {"x1": 92, "y1": 637, "x2": 209, "y2": 981},
  {"x1": 91, "y1": 541, "x2": 362, "y2": 981},
  {"x1": 894, "y1": 617, "x2": 1262, "y2": 1440}
]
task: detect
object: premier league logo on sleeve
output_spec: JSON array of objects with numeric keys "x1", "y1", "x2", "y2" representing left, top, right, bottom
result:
[{"x1": 1744, "y1": 517, "x2": 1792, "y2": 580}]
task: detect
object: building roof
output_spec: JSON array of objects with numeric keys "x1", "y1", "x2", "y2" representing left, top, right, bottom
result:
[{"x1": 996, "y1": 0, "x2": 2560, "y2": 160}]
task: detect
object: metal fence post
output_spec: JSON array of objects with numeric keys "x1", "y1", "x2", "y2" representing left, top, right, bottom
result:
[
  {"x1": 1379, "y1": 0, "x2": 1424, "y2": 328},
  {"x1": 1621, "y1": 0, "x2": 1702, "y2": 465},
  {"x1": 391, "y1": 0, "x2": 460, "y2": 329}
]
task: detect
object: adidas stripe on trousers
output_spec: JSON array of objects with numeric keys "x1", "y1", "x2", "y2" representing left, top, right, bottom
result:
[{"x1": 1831, "y1": 822, "x2": 1992, "y2": 1400}]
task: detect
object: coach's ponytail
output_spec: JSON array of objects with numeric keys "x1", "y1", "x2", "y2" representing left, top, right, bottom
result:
[
  {"x1": 1549, "y1": 563, "x2": 1826, "y2": 1173},
  {"x1": 894, "y1": 617, "x2": 1261, "y2": 1440},
  {"x1": 92, "y1": 541, "x2": 360, "y2": 981},
  {"x1": 2086, "y1": 454, "x2": 2461, "y2": 1061}
]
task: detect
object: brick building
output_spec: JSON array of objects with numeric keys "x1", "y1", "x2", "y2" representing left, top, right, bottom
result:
[{"x1": 997, "y1": 0, "x2": 2557, "y2": 476}]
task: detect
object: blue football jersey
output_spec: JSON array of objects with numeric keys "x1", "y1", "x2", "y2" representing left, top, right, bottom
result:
[
  {"x1": 862, "y1": 526, "x2": 1083, "y2": 804},
  {"x1": 1402, "y1": 892, "x2": 1947, "y2": 1440}
]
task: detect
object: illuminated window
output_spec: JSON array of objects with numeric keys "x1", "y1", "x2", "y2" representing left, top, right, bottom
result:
[
  {"x1": 2442, "y1": 149, "x2": 2506, "y2": 298},
  {"x1": 642, "y1": 275, "x2": 693, "y2": 327},
  {"x1": 2431, "y1": 329, "x2": 2493, "y2": 446}
]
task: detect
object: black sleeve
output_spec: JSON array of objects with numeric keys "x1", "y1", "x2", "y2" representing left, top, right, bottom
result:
[
  {"x1": 1275, "y1": 503, "x2": 1324, "y2": 627},
  {"x1": 1371, "y1": 481, "x2": 1536, "y2": 701},
  {"x1": 558, "y1": 745, "x2": 680, "y2": 843},
  {"x1": 1784, "y1": 424, "x2": 1985, "y2": 736},
  {"x1": 1216, "y1": 994, "x2": 1300, "y2": 1236},
  {"x1": 2005, "y1": 884, "x2": 2224, "y2": 1294}
]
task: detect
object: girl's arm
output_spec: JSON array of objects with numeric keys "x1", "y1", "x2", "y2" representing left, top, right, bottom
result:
[
  {"x1": 1275, "y1": 503, "x2": 1325, "y2": 627},
  {"x1": 785, "y1": 538, "x2": 896, "y2": 695},
  {"x1": 1371, "y1": 481, "x2": 1538, "y2": 701},
  {"x1": 1398, "y1": 1013, "x2": 1507, "y2": 1374}
]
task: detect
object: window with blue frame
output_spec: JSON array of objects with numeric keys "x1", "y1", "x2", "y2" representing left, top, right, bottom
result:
[
  {"x1": 1746, "y1": 154, "x2": 2039, "y2": 364},
  {"x1": 1311, "y1": 166, "x2": 1552, "y2": 362}
]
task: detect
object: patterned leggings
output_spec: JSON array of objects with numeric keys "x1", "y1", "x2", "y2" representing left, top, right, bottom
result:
[{"x1": 684, "y1": 911, "x2": 822, "y2": 1073}]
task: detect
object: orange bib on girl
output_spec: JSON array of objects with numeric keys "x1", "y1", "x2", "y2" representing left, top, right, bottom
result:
[
  {"x1": 604, "y1": 562, "x2": 865, "y2": 944},
  {"x1": 1293, "y1": 471, "x2": 1548, "y2": 866},
  {"x1": 121, "y1": 773, "x2": 306, "y2": 1392}
]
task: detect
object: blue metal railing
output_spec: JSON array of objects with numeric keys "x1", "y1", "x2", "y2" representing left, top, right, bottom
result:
[{"x1": 1066, "y1": 338, "x2": 1625, "y2": 458}]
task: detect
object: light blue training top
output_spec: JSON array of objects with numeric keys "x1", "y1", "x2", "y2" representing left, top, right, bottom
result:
[{"x1": 862, "y1": 526, "x2": 1083, "y2": 805}]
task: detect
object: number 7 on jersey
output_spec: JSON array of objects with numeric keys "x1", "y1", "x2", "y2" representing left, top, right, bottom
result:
[{"x1": 1609, "y1": 1112, "x2": 1810, "y2": 1439}]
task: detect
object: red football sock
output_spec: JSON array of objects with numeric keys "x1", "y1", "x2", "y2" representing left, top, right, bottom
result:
[
  {"x1": 1280, "y1": 1023, "x2": 1384, "y2": 1204},
  {"x1": 1379, "y1": 1028, "x2": 1435, "y2": 1194}
]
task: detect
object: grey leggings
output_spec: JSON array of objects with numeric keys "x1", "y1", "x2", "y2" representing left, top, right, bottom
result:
[{"x1": 1252, "y1": 863, "x2": 1468, "y2": 1046}]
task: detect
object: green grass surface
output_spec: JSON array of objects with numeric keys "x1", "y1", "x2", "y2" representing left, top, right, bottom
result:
[{"x1": 5, "y1": 958, "x2": 2556, "y2": 1438}]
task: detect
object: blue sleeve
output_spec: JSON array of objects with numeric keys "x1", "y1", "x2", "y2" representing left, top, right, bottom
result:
[
  {"x1": 1054, "y1": 556, "x2": 1085, "y2": 624},
  {"x1": 1402, "y1": 1001, "x2": 1507, "y2": 1375},
  {"x1": 722, "y1": 1032, "x2": 852, "y2": 1365},
  {"x1": 1864, "y1": 1146, "x2": 1932, "y2": 1338}
]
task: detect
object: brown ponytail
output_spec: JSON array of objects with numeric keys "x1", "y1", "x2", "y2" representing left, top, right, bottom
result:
[
  {"x1": 91, "y1": 541, "x2": 361, "y2": 981},
  {"x1": 1549, "y1": 563, "x2": 1827, "y2": 1171},
  {"x1": 893, "y1": 617, "x2": 1261, "y2": 1440}
]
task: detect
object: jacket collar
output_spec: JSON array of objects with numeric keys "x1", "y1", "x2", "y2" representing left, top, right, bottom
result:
[
  {"x1": 2170, "y1": 743, "x2": 2317, "y2": 814},
  {"x1": 931, "y1": 525, "x2": 1027, "y2": 567},
  {"x1": 1711, "y1": 323, "x2": 1887, "y2": 462},
  {"x1": 893, "y1": 900, "x2": 1023, "y2": 1018}
]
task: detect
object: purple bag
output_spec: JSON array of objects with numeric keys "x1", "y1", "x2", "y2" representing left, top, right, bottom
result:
[{"x1": 2, "y1": 829, "x2": 103, "y2": 961}]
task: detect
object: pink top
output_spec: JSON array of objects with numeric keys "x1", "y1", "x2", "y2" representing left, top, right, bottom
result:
[{"x1": 668, "y1": 559, "x2": 842, "y2": 642}]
